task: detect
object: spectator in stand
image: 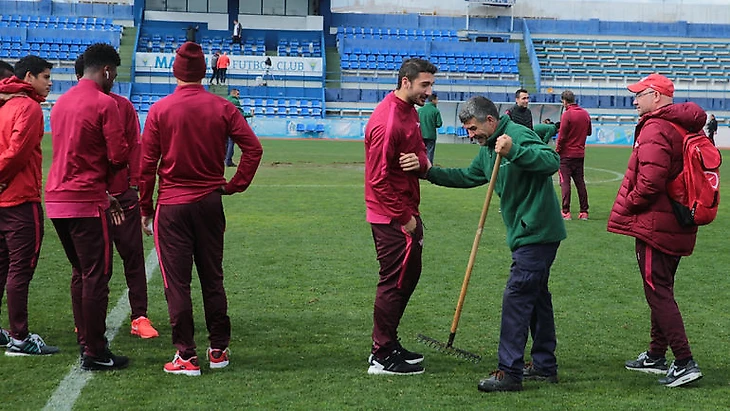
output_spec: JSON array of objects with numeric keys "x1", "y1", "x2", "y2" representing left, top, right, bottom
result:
[
  {"x1": 184, "y1": 25, "x2": 199, "y2": 43},
  {"x1": 0, "y1": 60, "x2": 14, "y2": 79},
  {"x1": 0, "y1": 55, "x2": 60, "y2": 356},
  {"x1": 209, "y1": 51, "x2": 220, "y2": 85},
  {"x1": 706, "y1": 114, "x2": 718, "y2": 145},
  {"x1": 505, "y1": 88, "x2": 533, "y2": 129},
  {"x1": 232, "y1": 20, "x2": 243, "y2": 45},
  {"x1": 139, "y1": 42, "x2": 263, "y2": 376},
  {"x1": 46, "y1": 43, "x2": 130, "y2": 371},
  {"x1": 217, "y1": 52, "x2": 230, "y2": 85},
  {"x1": 418, "y1": 93, "x2": 442, "y2": 165},
  {"x1": 73, "y1": 55, "x2": 160, "y2": 340},
  {"x1": 556, "y1": 90, "x2": 592, "y2": 221}
]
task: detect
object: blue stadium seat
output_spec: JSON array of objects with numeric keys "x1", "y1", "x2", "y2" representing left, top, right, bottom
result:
[{"x1": 296, "y1": 123, "x2": 306, "y2": 132}]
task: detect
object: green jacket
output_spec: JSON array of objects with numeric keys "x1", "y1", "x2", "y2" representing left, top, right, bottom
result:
[
  {"x1": 426, "y1": 115, "x2": 566, "y2": 251},
  {"x1": 418, "y1": 102, "x2": 442, "y2": 141},
  {"x1": 225, "y1": 94, "x2": 253, "y2": 118},
  {"x1": 533, "y1": 123, "x2": 558, "y2": 143}
]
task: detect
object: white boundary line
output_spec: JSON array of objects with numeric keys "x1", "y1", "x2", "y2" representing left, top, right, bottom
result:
[{"x1": 43, "y1": 249, "x2": 159, "y2": 411}]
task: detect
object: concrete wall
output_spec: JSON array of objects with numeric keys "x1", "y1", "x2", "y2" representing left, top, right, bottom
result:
[{"x1": 331, "y1": 0, "x2": 730, "y2": 25}]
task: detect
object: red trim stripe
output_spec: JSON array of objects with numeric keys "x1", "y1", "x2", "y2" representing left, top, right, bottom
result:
[
  {"x1": 644, "y1": 245, "x2": 654, "y2": 291},
  {"x1": 153, "y1": 207, "x2": 168, "y2": 288},
  {"x1": 31, "y1": 203, "x2": 41, "y2": 268},
  {"x1": 397, "y1": 226, "x2": 412, "y2": 289},
  {"x1": 99, "y1": 208, "x2": 111, "y2": 276}
]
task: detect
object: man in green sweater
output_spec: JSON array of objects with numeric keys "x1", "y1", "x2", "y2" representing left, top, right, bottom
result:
[
  {"x1": 224, "y1": 88, "x2": 254, "y2": 167},
  {"x1": 400, "y1": 96, "x2": 566, "y2": 392},
  {"x1": 533, "y1": 118, "x2": 559, "y2": 144},
  {"x1": 418, "y1": 93, "x2": 442, "y2": 164}
]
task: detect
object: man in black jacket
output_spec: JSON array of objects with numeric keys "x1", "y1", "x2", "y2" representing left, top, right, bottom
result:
[{"x1": 505, "y1": 88, "x2": 533, "y2": 129}]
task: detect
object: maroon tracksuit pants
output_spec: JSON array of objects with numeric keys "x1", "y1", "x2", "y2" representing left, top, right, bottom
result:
[
  {"x1": 52, "y1": 210, "x2": 114, "y2": 358},
  {"x1": 154, "y1": 191, "x2": 230, "y2": 359},
  {"x1": 0, "y1": 202, "x2": 43, "y2": 340},
  {"x1": 559, "y1": 157, "x2": 589, "y2": 213},
  {"x1": 370, "y1": 216, "x2": 423, "y2": 359},
  {"x1": 111, "y1": 188, "x2": 148, "y2": 321},
  {"x1": 635, "y1": 239, "x2": 692, "y2": 361}
]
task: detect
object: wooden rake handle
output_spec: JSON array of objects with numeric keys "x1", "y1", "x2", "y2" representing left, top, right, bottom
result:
[{"x1": 449, "y1": 153, "x2": 501, "y2": 335}]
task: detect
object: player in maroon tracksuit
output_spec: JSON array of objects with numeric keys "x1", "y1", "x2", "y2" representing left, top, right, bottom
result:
[
  {"x1": 556, "y1": 90, "x2": 592, "y2": 220},
  {"x1": 364, "y1": 58, "x2": 434, "y2": 375},
  {"x1": 0, "y1": 56, "x2": 60, "y2": 356},
  {"x1": 47, "y1": 44, "x2": 130, "y2": 370},
  {"x1": 73, "y1": 56, "x2": 159, "y2": 339},
  {"x1": 139, "y1": 42, "x2": 262, "y2": 376}
]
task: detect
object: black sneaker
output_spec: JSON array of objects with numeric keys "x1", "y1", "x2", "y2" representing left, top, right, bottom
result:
[
  {"x1": 5, "y1": 334, "x2": 60, "y2": 356},
  {"x1": 523, "y1": 362, "x2": 558, "y2": 383},
  {"x1": 658, "y1": 360, "x2": 703, "y2": 387},
  {"x1": 367, "y1": 350, "x2": 424, "y2": 375},
  {"x1": 0, "y1": 329, "x2": 10, "y2": 347},
  {"x1": 625, "y1": 351, "x2": 668, "y2": 375},
  {"x1": 395, "y1": 340, "x2": 424, "y2": 365},
  {"x1": 477, "y1": 370, "x2": 523, "y2": 392},
  {"x1": 81, "y1": 348, "x2": 129, "y2": 371}
]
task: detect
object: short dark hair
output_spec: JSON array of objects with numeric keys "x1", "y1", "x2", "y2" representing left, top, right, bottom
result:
[
  {"x1": 459, "y1": 96, "x2": 499, "y2": 124},
  {"x1": 14, "y1": 55, "x2": 53, "y2": 80},
  {"x1": 74, "y1": 54, "x2": 85, "y2": 78},
  {"x1": 82, "y1": 43, "x2": 121, "y2": 71},
  {"x1": 428, "y1": 93, "x2": 438, "y2": 102},
  {"x1": 396, "y1": 58, "x2": 437, "y2": 90},
  {"x1": 515, "y1": 88, "x2": 528, "y2": 98},
  {"x1": 0, "y1": 60, "x2": 14, "y2": 79},
  {"x1": 561, "y1": 90, "x2": 576, "y2": 104}
]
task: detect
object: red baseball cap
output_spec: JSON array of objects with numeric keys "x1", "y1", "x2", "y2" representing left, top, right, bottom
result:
[{"x1": 627, "y1": 73, "x2": 674, "y2": 97}]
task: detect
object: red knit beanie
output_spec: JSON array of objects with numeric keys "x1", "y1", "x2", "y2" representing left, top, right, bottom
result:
[{"x1": 173, "y1": 42, "x2": 206, "y2": 82}]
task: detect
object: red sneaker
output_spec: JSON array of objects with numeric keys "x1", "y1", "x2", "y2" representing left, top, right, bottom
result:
[
  {"x1": 131, "y1": 316, "x2": 159, "y2": 339},
  {"x1": 164, "y1": 352, "x2": 201, "y2": 376},
  {"x1": 578, "y1": 212, "x2": 589, "y2": 221},
  {"x1": 208, "y1": 347, "x2": 230, "y2": 369},
  {"x1": 561, "y1": 211, "x2": 572, "y2": 220}
]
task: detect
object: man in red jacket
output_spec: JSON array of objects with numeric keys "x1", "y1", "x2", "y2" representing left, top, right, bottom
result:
[
  {"x1": 556, "y1": 90, "x2": 592, "y2": 220},
  {"x1": 73, "y1": 56, "x2": 159, "y2": 340},
  {"x1": 139, "y1": 42, "x2": 263, "y2": 376},
  {"x1": 364, "y1": 58, "x2": 434, "y2": 375},
  {"x1": 607, "y1": 73, "x2": 703, "y2": 388},
  {"x1": 47, "y1": 44, "x2": 130, "y2": 371},
  {"x1": 0, "y1": 56, "x2": 60, "y2": 356}
]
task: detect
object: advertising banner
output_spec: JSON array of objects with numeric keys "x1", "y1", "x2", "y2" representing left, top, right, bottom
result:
[{"x1": 135, "y1": 53, "x2": 323, "y2": 77}]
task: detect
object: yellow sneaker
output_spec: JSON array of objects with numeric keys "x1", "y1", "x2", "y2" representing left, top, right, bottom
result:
[{"x1": 131, "y1": 316, "x2": 159, "y2": 339}]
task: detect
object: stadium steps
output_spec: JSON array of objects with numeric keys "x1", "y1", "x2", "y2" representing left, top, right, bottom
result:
[
  {"x1": 117, "y1": 25, "x2": 136, "y2": 83},
  {"x1": 516, "y1": 40, "x2": 536, "y2": 93},
  {"x1": 325, "y1": 47, "x2": 341, "y2": 88},
  {"x1": 208, "y1": 83, "x2": 228, "y2": 98}
]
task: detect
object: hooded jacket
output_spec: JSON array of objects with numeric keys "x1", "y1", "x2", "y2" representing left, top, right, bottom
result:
[
  {"x1": 0, "y1": 77, "x2": 45, "y2": 207},
  {"x1": 427, "y1": 115, "x2": 566, "y2": 251},
  {"x1": 607, "y1": 102, "x2": 705, "y2": 256}
]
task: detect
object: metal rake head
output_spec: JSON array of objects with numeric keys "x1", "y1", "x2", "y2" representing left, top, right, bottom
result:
[{"x1": 416, "y1": 333, "x2": 481, "y2": 363}]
